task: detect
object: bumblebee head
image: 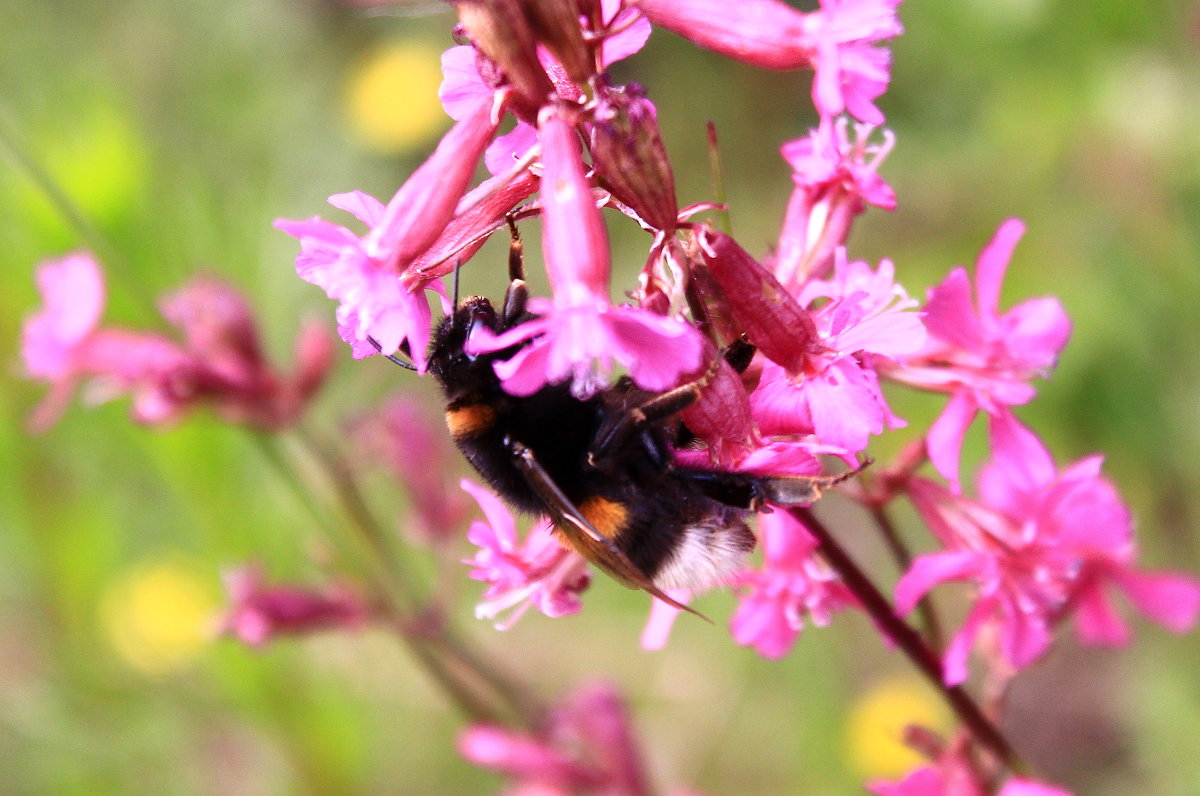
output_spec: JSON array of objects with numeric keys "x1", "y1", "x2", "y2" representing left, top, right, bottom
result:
[{"x1": 427, "y1": 296, "x2": 503, "y2": 392}]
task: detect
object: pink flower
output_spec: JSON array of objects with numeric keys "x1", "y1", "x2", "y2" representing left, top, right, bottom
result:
[
  {"x1": 744, "y1": 251, "x2": 925, "y2": 454},
  {"x1": 774, "y1": 118, "x2": 896, "y2": 288},
  {"x1": 22, "y1": 254, "x2": 329, "y2": 431},
  {"x1": 461, "y1": 479, "x2": 590, "y2": 630},
  {"x1": 895, "y1": 414, "x2": 1200, "y2": 685},
  {"x1": 276, "y1": 190, "x2": 441, "y2": 369},
  {"x1": 730, "y1": 510, "x2": 855, "y2": 658},
  {"x1": 634, "y1": 0, "x2": 902, "y2": 123},
  {"x1": 219, "y1": 565, "x2": 367, "y2": 647},
  {"x1": 459, "y1": 682, "x2": 652, "y2": 796},
  {"x1": 806, "y1": 0, "x2": 904, "y2": 124},
  {"x1": 466, "y1": 110, "x2": 702, "y2": 398},
  {"x1": 883, "y1": 219, "x2": 1072, "y2": 491},
  {"x1": 21, "y1": 252, "x2": 114, "y2": 429}
]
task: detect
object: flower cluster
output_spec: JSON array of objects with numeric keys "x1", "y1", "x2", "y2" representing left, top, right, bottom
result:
[
  {"x1": 21, "y1": 252, "x2": 331, "y2": 431},
  {"x1": 20, "y1": 0, "x2": 1200, "y2": 794}
]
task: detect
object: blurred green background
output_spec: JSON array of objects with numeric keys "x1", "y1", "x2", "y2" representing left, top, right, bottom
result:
[{"x1": 3, "y1": 1, "x2": 1199, "y2": 793}]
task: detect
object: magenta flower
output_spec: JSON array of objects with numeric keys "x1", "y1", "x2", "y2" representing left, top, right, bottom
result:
[
  {"x1": 461, "y1": 479, "x2": 590, "y2": 630},
  {"x1": 883, "y1": 219, "x2": 1072, "y2": 491},
  {"x1": 276, "y1": 190, "x2": 441, "y2": 369},
  {"x1": 805, "y1": 0, "x2": 904, "y2": 124},
  {"x1": 774, "y1": 118, "x2": 896, "y2": 288},
  {"x1": 219, "y1": 565, "x2": 367, "y2": 647},
  {"x1": 730, "y1": 509, "x2": 855, "y2": 659},
  {"x1": 634, "y1": 0, "x2": 902, "y2": 123},
  {"x1": 895, "y1": 414, "x2": 1200, "y2": 685},
  {"x1": 458, "y1": 682, "x2": 652, "y2": 795},
  {"x1": 746, "y1": 251, "x2": 925, "y2": 454},
  {"x1": 466, "y1": 111, "x2": 702, "y2": 398}
]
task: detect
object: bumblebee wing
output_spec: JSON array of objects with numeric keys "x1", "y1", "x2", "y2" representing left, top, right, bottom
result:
[{"x1": 507, "y1": 439, "x2": 709, "y2": 622}]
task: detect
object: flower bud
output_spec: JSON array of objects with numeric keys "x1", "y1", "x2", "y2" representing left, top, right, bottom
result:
[
  {"x1": 526, "y1": 0, "x2": 593, "y2": 85},
  {"x1": 589, "y1": 87, "x2": 678, "y2": 231},
  {"x1": 697, "y1": 228, "x2": 823, "y2": 373},
  {"x1": 454, "y1": 0, "x2": 555, "y2": 110}
]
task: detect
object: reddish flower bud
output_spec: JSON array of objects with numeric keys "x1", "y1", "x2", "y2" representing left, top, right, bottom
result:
[
  {"x1": 589, "y1": 87, "x2": 678, "y2": 231},
  {"x1": 697, "y1": 228, "x2": 824, "y2": 373},
  {"x1": 402, "y1": 167, "x2": 540, "y2": 289}
]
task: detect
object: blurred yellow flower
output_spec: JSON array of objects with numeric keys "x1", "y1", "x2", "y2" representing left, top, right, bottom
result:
[
  {"x1": 843, "y1": 673, "x2": 954, "y2": 779},
  {"x1": 346, "y1": 41, "x2": 448, "y2": 154},
  {"x1": 101, "y1": 558, "x2": 218, "y2": 676}
]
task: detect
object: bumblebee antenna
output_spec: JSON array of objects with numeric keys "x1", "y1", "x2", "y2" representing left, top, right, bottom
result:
[
  {"x1": 366, "y1": 335, "x2": 417, "y2": 371},
  {"x1": 452, "y1": 258, "x2": 462, "y2": 308}
]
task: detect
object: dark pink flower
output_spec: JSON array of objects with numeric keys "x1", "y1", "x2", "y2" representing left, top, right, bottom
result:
[
  {"x1": 883, "y1": 219, "x2": 1072, "y2": 491},
  {"x1": 743, "y1": 251, "x2": 925, "y2": 454},
  {"x1": 895, "y1": 414, "x2": 1200, "y2": 685},
  {"x1": 730, "y1": 509, "x2": 855, "y2": 659},
  {"x1": 219, "y1": 565, "x2": 367, "y2": 647},
  {"x1": 467, "y1": 111, "x2": 702, "y2": 398},
  {"x1": 461, "y1": 479, "x2": 590, "y2": 629},
  {"x1": 459, "y1": 682, "x2": 652, "y2": 795}
]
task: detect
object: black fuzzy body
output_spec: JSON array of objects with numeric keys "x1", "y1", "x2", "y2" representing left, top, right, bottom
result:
[{"x1": 427, "y1": 296, "x2": 754, "y2": 589}]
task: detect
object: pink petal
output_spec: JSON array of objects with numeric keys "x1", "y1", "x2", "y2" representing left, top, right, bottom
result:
[
  {"x1": 894, "y1": 550, "x2": 986, "y2": 615},
  {"x1": 1114, "y1": 568, "x2": 1200, "y2": 634},
  {"x1": 926, "y1": 391, "x2": 979, "y2": 492},
  {"x1": 974, "y1": 218, "x2": 1025, "y2": 328}
]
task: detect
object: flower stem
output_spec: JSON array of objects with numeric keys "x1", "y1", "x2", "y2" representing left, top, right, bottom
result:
[
  {"x1": 791, "y1": 506, "x2": 1027, "y2": 775},
  {"x1": 254, "y1": 430, "x2": 543, "y2": 729}
]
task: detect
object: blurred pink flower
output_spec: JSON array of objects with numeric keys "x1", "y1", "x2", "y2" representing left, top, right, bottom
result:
[
  {"x1": 350, "y1": 397, "x2": 467, "y2": 544},
  {"x1": 461, "y1": 479, "x2": 590, "y2": 630},
  {"x1": 219, "y1": 565, "x2": 367, "y2": 647},
  {"x1": 459, "y1": 682, "x2": 652, "y2": 796},
  {"x1": 634, "y1": 0, "x2": 902, "y2": 122},
  {"x1": 883, "y1": 219, "x2": 1071, "y2": 491},
  {"x1": 22, "y1": 254, "x2": 331, "y2": 431},
  {"x1": 870, "y1": 756, "x2": 1074, "y2": 796}
]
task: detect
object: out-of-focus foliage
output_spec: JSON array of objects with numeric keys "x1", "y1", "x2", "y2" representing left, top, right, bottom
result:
[{"x1": 2, "y1": 1, "x2": 1198, "y2": 793}]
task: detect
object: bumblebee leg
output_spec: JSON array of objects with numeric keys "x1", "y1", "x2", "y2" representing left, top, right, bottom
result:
[
  {"x1": 502, "y1": 216, "x2": 528, "y2": 328},
  {"x1": 505, "y1": 437, "x2": 708, "y2": 620},
  {"x1": 589, "y1": 355, "x2": 724, "y2": 469},
  {"x1": 675, "y1": 458, "x2": 872, "y2": 510}
]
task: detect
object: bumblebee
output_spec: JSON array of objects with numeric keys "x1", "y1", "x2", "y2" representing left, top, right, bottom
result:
[{"x1": 378, "y1": 238, "x2": 860, "y2": 615}]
